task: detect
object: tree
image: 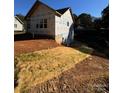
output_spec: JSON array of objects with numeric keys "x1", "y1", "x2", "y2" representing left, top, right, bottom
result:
[
  {"x1": 94, "y1": 18, "x2": 102, "y2": 30},
  {"x1": 101, "y1": 6, "x2": 109, "y2": 28},
  {"x1": 77, "y1": 13, "x2": 93, "y2": 28},
  {"x1": 73, "y1": 14, "x2": 78, "y2": 29},
  {"x1": 73, "y1": 14, "x2": 78, "y2": 22}
]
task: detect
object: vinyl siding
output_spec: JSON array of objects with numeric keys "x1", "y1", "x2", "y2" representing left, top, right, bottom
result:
[
  {"x1": 55, "y1": 9, "x2": 74, "y2": 44},
  {"x1": 14, "y1": 17, "x2": 24, "y2": 31},
  {"x1": 27, "y1": 4, "x2": 55, "y2": 37}
]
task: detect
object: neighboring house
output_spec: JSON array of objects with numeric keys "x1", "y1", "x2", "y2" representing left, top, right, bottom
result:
[
  {"x1": 25, "y1": 0, "x2": 74, "y2": 45},
  {"x1": 14, "y1": 16, "x2": 24, "y2": 32}
]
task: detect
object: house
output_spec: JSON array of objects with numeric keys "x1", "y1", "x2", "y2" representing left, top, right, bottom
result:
[
  {"x1": 14, "y1": 16, "x2": 24, "y2": 32},
  {"x1": 25, "y1": 0, "x2": 74, "y2": 45}
]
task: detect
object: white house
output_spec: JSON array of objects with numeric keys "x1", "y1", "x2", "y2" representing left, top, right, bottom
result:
[
  {"x1": 14, "y1": 16, "x2": 24, "y2": 32},
  {"x1": 25, "y1": 0, "x2": 74, "y2": 45}
]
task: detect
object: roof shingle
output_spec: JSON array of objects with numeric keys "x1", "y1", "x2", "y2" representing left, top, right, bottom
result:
[{"x1": 56, "y1": 7, "x2": 70, "y2": 14}]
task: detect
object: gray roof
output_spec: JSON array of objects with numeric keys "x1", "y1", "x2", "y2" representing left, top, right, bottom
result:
[{"x1": 56, "y1": 7, "x2": 70, "y2": 14}]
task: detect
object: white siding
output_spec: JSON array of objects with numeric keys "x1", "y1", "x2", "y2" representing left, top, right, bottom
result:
[
  {"x1": 26, "y1": 1, "x2": 74, "y2": 44},
  {"x1": 55, "y1": 9, "x2": 74, "y2": 44},
  {"x1": 14, "y1": 17, "x2": 23, "y2": 31}
]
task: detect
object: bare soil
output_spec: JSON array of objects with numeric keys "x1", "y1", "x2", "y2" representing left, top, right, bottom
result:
[
  {"x1": 24, "y1": 55, "x2": 109, "y2": 93},
  {"x1": 14, "y1": 40, "x2": 109, "y2": 93},
  {"x1": 14, "y1": 39, "x2": 60, "y2": 55}
]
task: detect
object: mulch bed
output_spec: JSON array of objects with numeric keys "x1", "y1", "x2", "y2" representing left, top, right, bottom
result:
[{"x1": 14, "y1": 39, "x2": 60, "y2": 55}]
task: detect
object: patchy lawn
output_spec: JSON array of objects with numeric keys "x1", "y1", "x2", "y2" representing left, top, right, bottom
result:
[{"x1": 15, "y1": 46, "x2": 93, "y2": 93}]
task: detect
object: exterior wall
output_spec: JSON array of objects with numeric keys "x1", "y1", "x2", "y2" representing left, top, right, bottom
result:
[
  {"x1": 14, "y1": 17, "x2": 24, "y2": 31},
  {"x1": 27, "y1": 4, "x2": 55, "y2": 37},
  {"x1": 55, "y1": 9, "x2": 74, "y2": 44}
]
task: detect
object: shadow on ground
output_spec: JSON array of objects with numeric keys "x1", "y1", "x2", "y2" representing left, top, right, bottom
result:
[
  {"x1": 14, "y1": 33, "x2": 54, "y2": 41},
  {"x1": 14, "y1": 31, "x2": 109, "y2": 59},
  {"x1": 70, "y1": 40, "x2": 109, "y2": 59},
  {"x1": 73, "y1": 29, "x2": 109, "y2": 59}
]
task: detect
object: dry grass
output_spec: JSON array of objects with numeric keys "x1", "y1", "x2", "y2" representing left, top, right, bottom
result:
[{"x1": 15, "y1": 46, "x2": 93, "y2": 93}]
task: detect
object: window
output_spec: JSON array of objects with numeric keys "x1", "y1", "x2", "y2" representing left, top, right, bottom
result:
[
  {"x1": 40, "y1": 19, "x2": 43, "y2": 28},
  {"x1": 40, "y1": 24, "x2": 43, "y2": 28},
  {"x1": 14, "y1": 24, "x2": 17, "y2": 28},
  {"x1": 44, "y1": 24, "x2": 47, "y2": 28},
  {"x1": 67, "y1": 22, "x2": 69, "y2": 26},
  {"x1": 36, "y1": 24, "x2": 39, "y2": 28},
  {"x1": 44, "y1": 19, "x2": 47, "y2": 28},
  {"x1": 40, "y1": 19, "x2": 47, "y2": 28}
]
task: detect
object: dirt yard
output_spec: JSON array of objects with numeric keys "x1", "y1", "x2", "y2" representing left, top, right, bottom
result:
[
  {"x1": 14, "y1": 46, "x2": 92, "y2": 93},
  {"x1": 18, "y1": 55, "x2": 109, "y2": 93},
  {"x1": 27, "y1": 56, "x2": 109, "y2": 93},
  {"x1": 14, "y1": 39, "x2": 60, "y2": 55},
  {"x1": 14, "y1": 40, "x2": 109, "y2": 93}
]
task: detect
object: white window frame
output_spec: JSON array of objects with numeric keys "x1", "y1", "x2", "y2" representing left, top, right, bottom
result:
[
  {"x1": 39, "y1": 19, "x2": 47, "y2": 29},
  {"x1": 14, "y1": 24, "x2": 17, "y2": 28}
]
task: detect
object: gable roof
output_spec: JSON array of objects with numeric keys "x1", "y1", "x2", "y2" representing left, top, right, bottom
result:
[
  {"x1": 25, "y1": 0, "x2": 61, "y2": 19},
  {"x1": 16, "y1": 14, "x2": 25, "y2": 23},
  {"x1": 15, "y1": 16, "x2": 24, "y2": 24},
  {"x1": 56, "y1": 7, "x2": 70, "y2": 14},
  {"x1": 25, "y1": 0, "x2": 74, "y2": 22},
  {"x1": 56, "y1": 7, "x2": 75, "y2": 22}
]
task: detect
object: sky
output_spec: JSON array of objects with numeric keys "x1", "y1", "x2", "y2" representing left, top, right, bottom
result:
[{"x1": 14, "y1": 0, "x2": 109, "y2": 17}]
